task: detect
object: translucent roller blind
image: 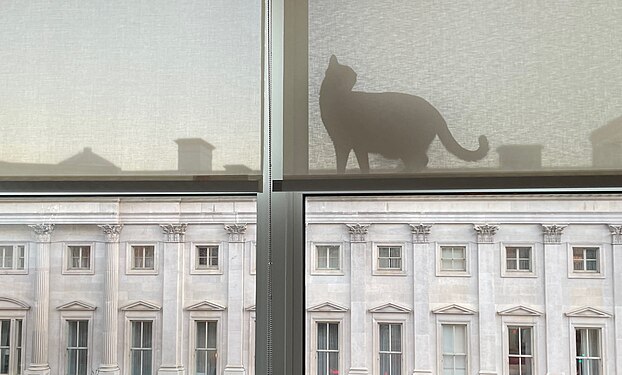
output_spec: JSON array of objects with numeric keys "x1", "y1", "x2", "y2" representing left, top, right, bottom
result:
[
  {"x1": 299, "y1": 0, "x2": 622, "y2": 176},
  {"x1": 0, "y1": 1, "x2": 261, "y2": 177}
]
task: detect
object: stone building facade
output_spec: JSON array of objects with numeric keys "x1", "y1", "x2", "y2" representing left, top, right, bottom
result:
[{"x1": 0, "y1": 197, "x2": 257, "y2": 375}]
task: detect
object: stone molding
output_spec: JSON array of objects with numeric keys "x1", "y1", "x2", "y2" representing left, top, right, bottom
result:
[
  {"x1": 56, "y1": 301, "x2": 97, "y2": 311},
  {"x1": 410, "y1": 223, "x2": 432, "y2": 243},
  {"x1": 29, "y1": 224, "x2": 54, "y2": 242},
  {"x1": 120, "y1": 300, "x2": 161, "y2": 311},
  {"x1": 224, "y1": 224, "x2": 247, "y2": 242},
  {"x1": 473, "y1": 224, "x2": 499, "y2": 243},
  {"x1": 0, "y1": 297, "x2": 30, "y2": 310},
  {"x1": 346, "y1": 223, "x2": 369, "y2": 242},
  {"x1": 497, "y1": 305, "x2": 543, "y2": 316},
  {"x1": 565, "y1": 306, "x2": 612, "y2": 318},
  {"x1": 609, "y1": 225, "x2": 622, "y2": 245},
  {"x1": 368, "y1": 303, "x2": 412, "y2": 313},
  {"x1": 185, "y1": 300, "x2": 226, "y2": 311},
  {"x1": 432, "y1": 304, "x2": 477, "y2": 315},
  {"x1": 306, "y1": 302, "x2": 349, "y2": 312},
  {"x1": 99, "y1": 224, "x2": 123, "y2": 242},
  {"x1": 542, "y1": 224, "x2": 566, "y2": 243},
  {"x1": 160, "y1": 224, "x2": 188, "y2": 242}
]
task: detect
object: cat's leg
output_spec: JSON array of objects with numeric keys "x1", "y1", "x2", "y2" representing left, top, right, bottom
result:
[
  {"x1": 334, "y1": 144, "x2": 350, "y2": 174},
  {"x1": 354, "y1": 148, "x2": 370, "y2": 174},
  {"x1": 403, "y1": 153, "x2": 428, "y2": 172}
]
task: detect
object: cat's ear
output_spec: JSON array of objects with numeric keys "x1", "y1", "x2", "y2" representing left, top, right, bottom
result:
[{"x1": 329, "y1": 54, "x2": 338, "y2": 65}]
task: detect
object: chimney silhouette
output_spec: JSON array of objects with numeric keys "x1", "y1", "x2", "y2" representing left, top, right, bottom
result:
[{"x1": 175, "y1": 138, "x2": 215, "y2": 173}]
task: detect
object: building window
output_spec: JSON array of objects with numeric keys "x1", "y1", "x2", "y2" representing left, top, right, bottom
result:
[
  {"x1": 441, "y1": 324, "x2": 467, "y2": 375},
  {"x1": 316, "y1": 245, "x2": 340, "y2": 271},
  {"x1": 440, "y1": 246, "x2": 466, "y2": 272},
  {"x1": 0, "y1": 245, "x2": 25, "y2": 272},
  {"x1": 66, "y1": 320, "x2": 88, "y2": 375},
  {"x1": 132, "y1": 246, "x2": 155, "y2": 271},
  {"x1": 196, "y1": 246, "x2": 219, "y2": 270},
  {"x1": 0, "y1": 319, "x2": 22, "y2": 375},
  {"x1": 130, "y1": 321, "x2": 153, "y2": 375},
  {"x1": 195, "y1": 321, "x2": 218, "y2": 375},
  {"x1": 379, "y1": 323, "x2": 401, "y2": 375},
  {"x1": 67, "y1": 246, "x2": 90, "y2": 271},
  {"x1": 575, "y1": 328, "x2": 601, "y2": 375},
  {"x1": 506, "y1": 247, "x2": 532, "y2": 272},
  {"x1": 508, "y1": 326, "x2": 533, "y2": 375},
  {"x1": 572, "y1": 247, "x2": 599, "y2": 272},
  {"x1": 316, "y1": 322, "x2": 339, "y2": 375},
  {"x1": 377, "y1": 246, "x2": 402, "y2": 270}
]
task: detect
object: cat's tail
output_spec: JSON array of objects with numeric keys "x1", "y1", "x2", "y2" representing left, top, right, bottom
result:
[{"x1": 436, "y1": 117, "x2": 489, "y2": 162}]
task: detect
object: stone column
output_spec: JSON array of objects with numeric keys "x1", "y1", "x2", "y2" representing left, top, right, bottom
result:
[
  {"x1": 474, "y1": 224, "x2": 499, "y2": 375},
  {"x1": 346, "y1": 224, "x2": 369, "y2": 375},
  {"x1": 98, "y1": 224, "x2": 123, "y2": 375},
  {"x1": 25, "y1": 224, "x2": 54, "y2": 375},
  {"x1": 609, "y1": 225, "x2": 622, "y2": 371},
  {"x1": 542, "y1": 224, "x2": 567, "y2": 375},
  {"x1": 411, "y1": 224, "x2": 433, "y2": 375},
  {"x1": 158, "y1": 224, "x2": 187, "y2": 375},
  {"x1": 224, "y1": 224, "x2": 248, "y2": 375}
]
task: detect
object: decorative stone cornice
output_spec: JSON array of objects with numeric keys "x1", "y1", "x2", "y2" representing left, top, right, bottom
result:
[
  {"x1": 473, "y1": 224, "x2": 499, "y2": 243},
  {"x1": 224, "y1": 224, "x2": 247, "y2": 242},
  {"x1": 160, "y1": 224, "x2": 188, "y2": 242},
  {"x1": 99, "y1": 224, "x2": 123, "y2": 242},
  {"x1": 609, "y1": 225, "x2": 622, "y2": 245},
  {"x1": 29, "y1": 224, "x2": 54, "y2": 242},
  {"x1": 410, "y1": 223, "x2": 432, "y2": 243},
  {"x1": 346, "y1": 224, "x2": 369, "y2": 242},
  {"x1": 542, "y1": 224, "x2": 566, "y2": 244}
]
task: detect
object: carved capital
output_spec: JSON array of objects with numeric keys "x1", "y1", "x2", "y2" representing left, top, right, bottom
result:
[
  {"x1": 542, "y1": 224, "x2": 566, "y2": 244},
  {"x1": 98, "y1": 224, "x2": 123, "y2": 242},
  {"x1": 160, "y1": 224, "x2": 188, "y2": 242},
  {"x1": 473, "y1": 224, "x2": 499, "y2": 243},
  {"x1": 29, "y1": 224, "x2": 54, "y2": 242},
  {"x1": 410, "y1": 223, "x2": 432, "y2": 243},
  {"x1": 346, "y1": 224, "x2": 369, "y2": 242},
  {"x1": 225, "y1": 224, "x2": 247, "y2": 242},
  {"x1": 609, "y1": 225, "x2": 622, "y2": 245}
]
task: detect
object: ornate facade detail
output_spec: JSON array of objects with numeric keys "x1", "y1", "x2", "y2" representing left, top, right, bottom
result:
[
  {"x1": 346, "y1": 223, "x2": 369, "y2": 242},
  {"x1": 29, "y1": 224, "x2": 54, "y2": 242},
  {"x1": 410, "y1": 223, "x2": 432, "y2": 243},
  {"x1": 609, "y1": 225, "x2": 622, "y2": 245},
  {"x1": 542, "y1": 224, "x2": 566, "y2": 244},
  {"x1": 99, "y1": 224, "x2": 123, "y2": 242},
  {"x1": 225, "y1": 224, "x2": 248, "y2": 242},
  {"x1": 160, "y1": 224, "x2": 188, "y2": 242},
  {"x1": 473, "y1": 224, "x2": 499, "y2": 243}
]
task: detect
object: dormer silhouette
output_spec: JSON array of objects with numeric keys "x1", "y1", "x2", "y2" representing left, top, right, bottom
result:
[{"x1": 175, "y1": 138, "x2": 215, "y2": 173}]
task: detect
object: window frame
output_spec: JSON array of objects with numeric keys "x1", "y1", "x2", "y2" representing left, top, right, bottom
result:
[
  {"x1": 308, "y1": 314, "x2": 344, "y2": 375},
  {"x1": 436, "y1": 243, "x2": 470, "y2": 277},
  {"x1": 568, "y1": 319, "x2": 610, "y2": 375},
  {"x1": 58, "y1": 311, "x2": 93, "y2": 375},
  {"x1": 188, "y1": 311, "x2": 223, "y2": 375},
  {"x1": 376, "y1": 322, "x2": 403, "y2": 375},
  {"x1": 191, "y1": 242, "x2": 223, "y2": 275},
  {"x1": 126, "y1": 243, "x2": 159, "y2": 275},
  {"x1": 0, "y1": 316, "x2": 25, "y2": 375},
  {"x1": 0, "y1": 243, "x2": 27, "y2": 275},
  {"x1": 567, "y1": 244, "x2": 605, "y2": 279},
  {"x1": 62, "y1": 243, "x2": 95, "y2": 275},
  {"x1": 310, "y1": 242, "x2": 343, "y2": 275},
  {"x1": 573, "y1": 327, "x2": 603, "y2": 375},
  {"x1": 372, "y1": 243, "x2": 407, "y2": 276},
  {"x1": 438, "y1": 323, "x2": 469, "y2": 375},
  {"x1": 502, "y1": 323, "x2": 537, "y2": 375},
  {"x1": 123, "y1": 311, "x2": 159, "y2": 375},
  {"x1": 501, "y1": 242, "x2": 538, "y2": 278},
  {"x1": 371, "y1": 312, "x2": 410, "y2": 375}
]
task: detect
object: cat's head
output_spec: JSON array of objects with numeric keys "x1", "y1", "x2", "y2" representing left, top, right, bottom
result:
[{"x1": 324, "y1": 55, "x2": 357, "y2": 91}]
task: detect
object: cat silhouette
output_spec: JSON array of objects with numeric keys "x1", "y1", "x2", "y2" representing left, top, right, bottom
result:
[{"x1": 319, "y1": 55, "x2": 489, "y2": 173}]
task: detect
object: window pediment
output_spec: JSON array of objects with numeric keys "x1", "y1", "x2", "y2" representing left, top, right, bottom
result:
[
  {"x1": 432, "y1": 304, "x2": 476, "y2": 315},
  {"x1": 185, "y1": 300, "x2": 226, "y2": 311},
  {"x1": 0, "y1": 297, "x2": 30, "y2": 310},
  {"x1": 307, "y1": 302, "x2": 348, "y2": 312},
  {"x1": 121, "y1": 300, "x2": 161, "y2": 311},
  {"x1": 498, "y1": 305, "x2": 543, "y2": 316},
  {"x1": 368, "y1": 303, "x2": 411, "y2": 314},
  {"x1": 565, "y1": 306, "x2": 612, "y2": 318},
  {"x1": 56, "y1": 300, "x2": 97, "y2": 311}
]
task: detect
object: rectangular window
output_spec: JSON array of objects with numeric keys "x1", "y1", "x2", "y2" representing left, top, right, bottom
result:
[
  {"x1": 316, "y1": 246, "x2": 340, "y2": 271},
  {"x1": 196, "y1": 321, "x2": 217, "y2": 375},
  {"x1": 508, "y1": 326, "x2": 533, "y2": 375},
  {"x1": 0, "y1": 246, "x2": 25, "y2": 271},
  {"x1": 378, "y1": 246, "x2": 402, "y2": 270},
  {"x1": 130, "y1": 321, "x2": 153, "y2": 375},
  {"x1": 196, "y1": 246, "x2": 219, "y2": 270},
  {"x1": 379, "y1": 323, "x2": 402, "y2": 375},
  {"x1": 132, "y1": 246, "x2": 155, "y2": 271},
  {"x1": 316, "y1": 322, "x2": 338, "y2": 375},
  {"x1": 0, "y1": 319, "x2": 22, "y2": 375},
  {"x1": 67, "y1": 246, "x2": 90, "y2": 270},
  {"x1": 66, "y1": 320, "x2": 88, "y2": 375},
  {"x1": 573, "y1": 247, "x2": 599, "y2": 272},
  {"x1": 440, "y1": 246, "x2": 466, "y2": 272},
  {"x1": 442, "y1": 324, "x2": 467, "y2": 375},
  {"x1": 506, "y1": 247, "x2": 532, "y2": 272},
  {"x1": 576, "y1": 328, "x2": 601, "y2": 375}
]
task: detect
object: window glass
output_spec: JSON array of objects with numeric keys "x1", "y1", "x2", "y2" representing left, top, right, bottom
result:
[
  {"x1": 131, "y1": 321, "x2": 153, "y2": 375},
  {"x1": 440, "y1": 246, "x2": 466, "y2": 272},
  {"x1": 316, "y1": 323, "x2": 338, "y2": 375},
  {"x1": 196, "y1": 321, "x2": 217, "y2": 375},
  {"x1": 66, "y1": 320, "x2": 88, "y2": 375},
  {"x1": 576, "y1": 328, "x2": 602, "y2": 375},
  {"x1": 508, "y1": 326, "x2": 533, "y2": 375}
]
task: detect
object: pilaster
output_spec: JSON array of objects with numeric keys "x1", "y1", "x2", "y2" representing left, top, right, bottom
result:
[
  {"x1": 98, "y1": 224, "x2": 123, "y2": 375},
  {"x1": 542, "y1": 224, "x2": 567, "y2": 375},
  {"x1": 158, "y1": 224, "x2": 187, "y2": 375},
  {"x1": 610, "y1": 225, "x2": 622, "y2": 372},
  {"x1": 224, "y1": 224, "x2": 248, "y2": 375},
  {"x1": 346, "y1": 224, "x2": 369, "y2": 375},
  {"x1": 24, "y1": 224, "x2": 54, "y2": 375},
  {"x1": 410, "y1": 224, "x2": 433, "y2": 375},
  {"x1": 474, "y1": 224, "x2": 499, "y2": 375}
]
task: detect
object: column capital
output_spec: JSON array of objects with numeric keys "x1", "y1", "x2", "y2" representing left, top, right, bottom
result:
[
  {"x1": 473, "y1": 224, "x2": 498, "y2": 243},
  {"x1": 542, "y1": 224, "x2": 566, "y2": 244},
  {"x1": 29, "y1": 224, "x2": 54, "y2": 242},
  {"x1": 160, "y1": 224, "x2": 188, "y2": 242},
  {"x1": 99, "y1": 224, "x2": 123, "y2": 242},
  {"x1": 410, "y1": 223, "x2": 432, "y2": 243},
  {"x1": 609, "y1": 225, "x2": 622, "y2": 245},
  {"x1": 225, "y1": 224, "x2": 247, "y2": 242},
  {"x1": 346, "y1": 224, "x2": 369, "y2": 242}
]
